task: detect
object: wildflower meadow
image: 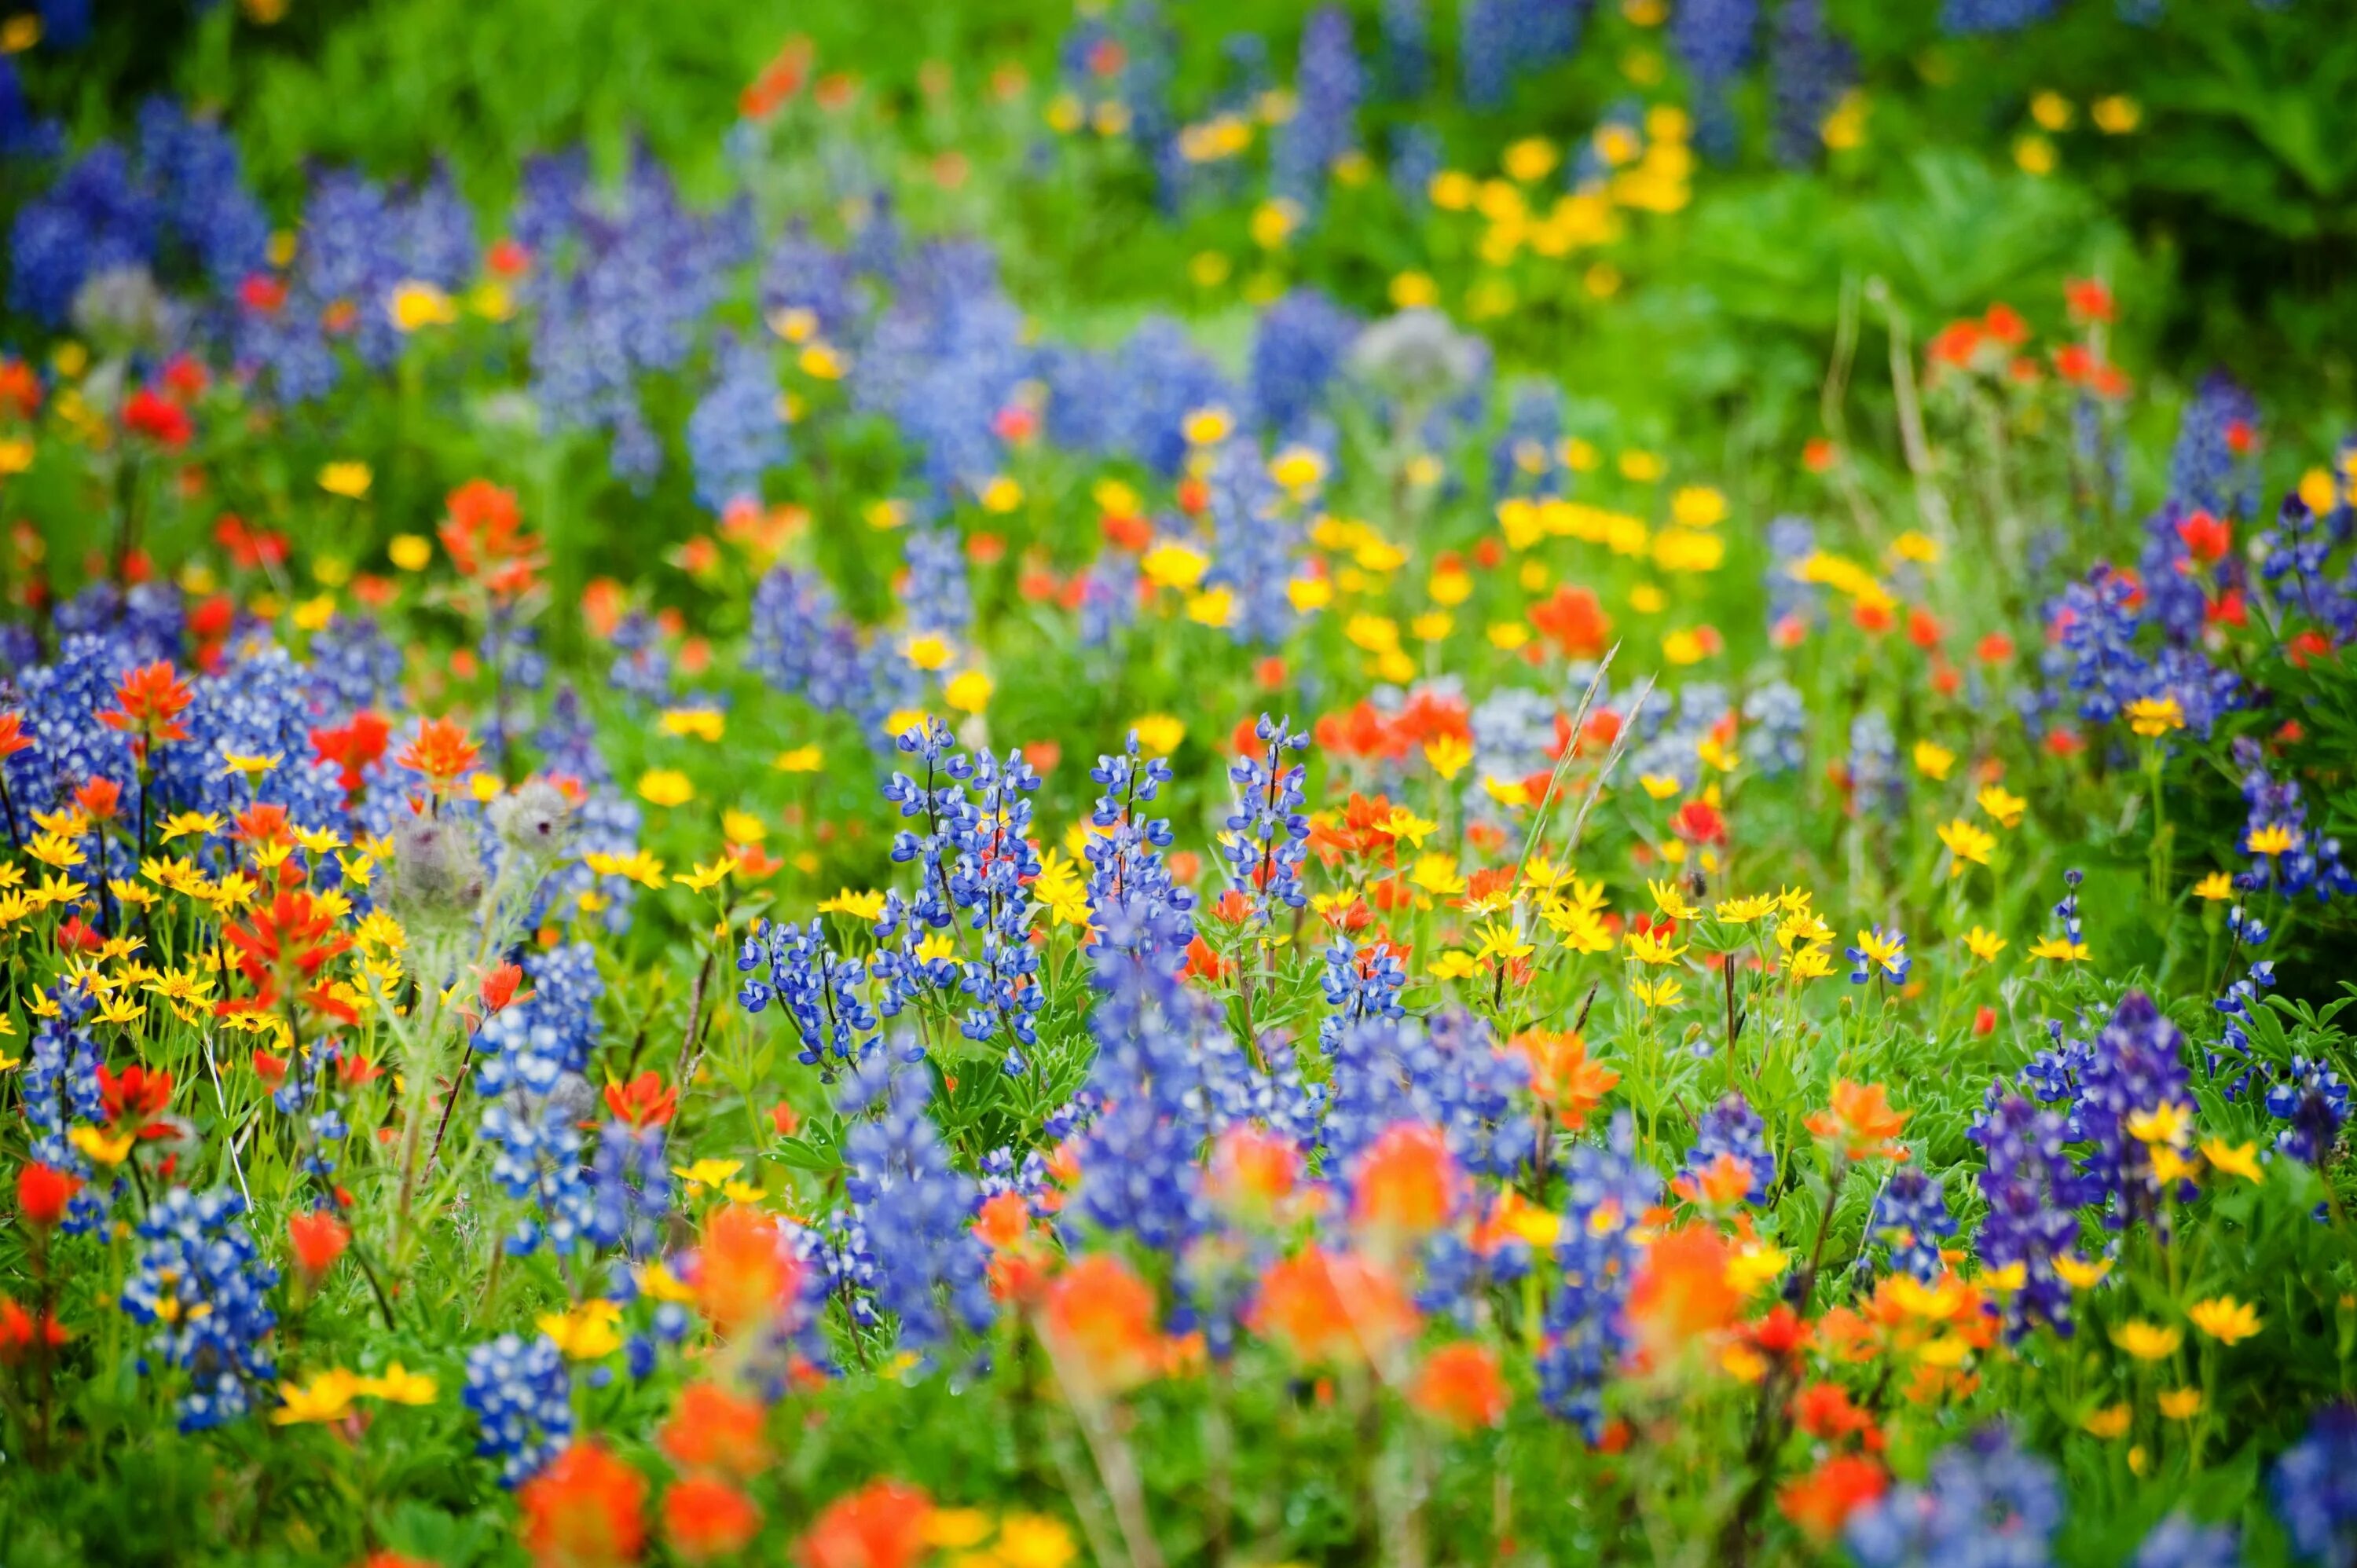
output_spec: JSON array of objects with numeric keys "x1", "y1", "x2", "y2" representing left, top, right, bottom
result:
[{"x1": 2, "y1": 0, "x2": 2356, "y2": 1563}]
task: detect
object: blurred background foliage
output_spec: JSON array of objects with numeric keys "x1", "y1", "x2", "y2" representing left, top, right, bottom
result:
[{"x1": 6, "y1": 0, "x2": 2352, "y2": 465}]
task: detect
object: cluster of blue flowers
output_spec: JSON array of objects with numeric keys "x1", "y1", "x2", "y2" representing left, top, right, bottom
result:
[
  {"x1": 518, "y1": 150, "x2": 756, "y2": 483},
  {"x1": 475, "y1": 942, "x2": 607, "y2": 1257},
  {"x1": 747, "y1": 563, "x2": 918, "y2": 741},
  {"x1": 462, "y1": 1332, "x2": 576, "y2": 1486},
  {"x1": 9, "y1": 99, "x2": 266, "y2": 325},
  {"x1": 1082, "y1": 731, "x2": 1197, "y2": 960},
  {"x1": 1681, "y1": 1092, "x2": 1775, "y2": 1205},
  {"x1": 1222, "y1": 714, "x2": 1313, "y2": 925},
  {"x1": 1861, "y1": 1167, "x2": 1956, "y2": 1284},
  {"x1": 686, "y1": 333, "x2": 791, "y2": 514},
  {"x1": 1844, "y1": 1424, "x2": 2062, "y2": 1568},
  {"x1": 1969, "y1": 1090, "x2": 2092, "y2": 1337},
  {"x1": 838, "y1": 1066, "x2": 995, "y2": 1354},
  {"x1": 120, "y1": 1187, "x2": 280, "y2": 1432},
  {"x1": 1538, "y1": 1112, "x2": 1656, "y2": 1438},
  {"x1": 1271, "y1": 6, "x2": 1362, "y2": 213}
]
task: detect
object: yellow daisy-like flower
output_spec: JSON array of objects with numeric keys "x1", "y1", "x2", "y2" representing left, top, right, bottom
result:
[
  {"x1": 1977, "y1": 784, "x2": 2027, "y2": 829},
  {"x1": 2247, "y1": 823, "x2": 2297, "y2": 856},
  {"x1": 537, "y1": 1299, "x2": 625, "y2": 1361},
  {"x1": 658, "y1": 707, "x2": 726, "y2": 742},
  {"x1": 1648, "y1": 878, "x2": 1702, "y2": 921},
  {"x1": 773, "y1": 744, "x2": 824, "y2": 773},
  {"x1": 944, "y1": 669, "x2": 994, "y2": 714},
  {"x1": 2198, "y1": 1138, "x2": 2264, "y2": 1184},
  {"x1": 1423, "y1": 735, "x2": 1473, "y2": 781},
  {"x1": 1131, "y1": 714, "x2": 1186, "y2": 757},
  {"x1": 1937, "y1": 818, "x2": 1996, "y2": 874},
  {"x1": 673, "y1": 855, "x2": 739, "y2": 893},
  {"x1": 2110, "y1": 1321, "x2": 2182, "y2": 1361},
  {"x1": 636, "y1": 769, "x2": 695, "y2": 808},
  {"x1": 2081, "y1": 1404, "x2": 2132, "y2": 1439},
  {"x1": 273, "y1": 1368, "x2": 365, "y2": 1426},
  {"x1": 2190, "y1": 870, "x2": 2235, "y2": 901},
  {"x1": 1141, "y1": 540, "x2": 1211, "y2": 592},
  {"x1": 2187, "y1": 1295, "x2": 2261, "y2": 1344},
  {"x1": 1032, "y1": 850, "x2": 1091, "y2": 929},
  {"x1": 1961, "y1": 926, "x2": 2008, "y2": 965},
  {"x1": 818, "y1": 888, "x2": 887, "y2": 923},
  {"x1": 360, "y1": 1363, "x2": 439, "y2": 1405},
  {"x1": 317, "y1": 461, "x2": 373, "y2": 500},
  {"x1": 2052, "y1": 1252, "x2": 2112, "y2": 1290},
  {"x1": 1428, "y1": 951, "x2": 1483, "y2": 981},
  {"x1": 2027, "y1": 936, "x2": 2090, "y2": 963},
  {"x1": 1912, "y1": 740, "x2": 1956, "y2": 781},
  {"x1": 1630, "y1": 975, "x2": 1684, "y2": 1009},
  {"x1": 584, "y1": 849, "x2": 666, "y2": 888},
  {"x1": 2124, "y1": 695, "x2": 2185, "y2": 738}
]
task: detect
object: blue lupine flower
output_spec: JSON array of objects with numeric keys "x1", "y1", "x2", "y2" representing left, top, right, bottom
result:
[
  {"x1": 1681, "y1": 1093, "x2": 1774, "y2": 1205},
  {"x1": 2274, "y1": 1405, "x2": 2357, "y2": 1566},
  {"x1": 1249, "y1": 288, "x2": 1359, "y2": 441},
  {"x1": 1538, "y1": 1113, "x2": 1656, "y2": 1438},
  {"x1": 1769, "y1": 0, "x2": 1853, "y2": 168},
  {"x1": 2265, "y1": 1057, "x2": 2349, "y2": 1166},
  {"x1": 463, "y1": 1332, "x2": 575, "y2": 1486},
  {"x1": 1116, "y1": 317, "x2": 1237, "y2": 478},
  {"x1": 1272, "y1": 7, "x2": 1362, "y2": 213},
  {"x1": 687, "y1": 334, "x2": 788, "y2": 513},
  {"x1": 2133, "y1": 1515, "x2": 2240, "y2": 1568},
  {"x1": 588, "y1": 1119, "x2": 672, "y2": 1258},
  {"x1": 1940, "y1": 0, "x2": 2059, "y2": 33},
  {"x1": 475, "y1": 943, "x2": 607, "y2": 1255},
  {"x1": 1846, "y1": 709, "x2": 1904, "y2": 818},
  {"x1": 1083, "y1": 731, "x2": 1197, "y2": 958},
  {"x1": 739, "y1": 918, "x2": 881, "y2": 1070},
  {"x1": 1742, "y1": 680, "x2": 1808, "y2": 777},
  {"x1": 2168, "y1": 371, "x2": 2260, "y2": 518},
  {"x1": 1862, "y1": 1167, "x2": 1956, "y2": 1283},
  {"x1": 1845, "y1": 1424, "x2": 2063, "y2": 1566},
  {"x1": 1324, "y1": 1011, "x2": 1532, "y2": 1178},
  {"x1": 1223, "y1": 714, "x2": 1313, "y2": 922},
  {"x1": 1669, "y1": 0, "x2": 1759, "y2": 161},
  {"x1": 841, "y1": 1067, "x2": 995, "y2": 1351},
  {"x1": 1377, "y1": 0, "x2": 1431, "y2": 100},
  {"x1": 120, "y1": 1187, "x2": 280, "y2": 1431},
  {"x1": 1201, "y1": 437, "x2": 1303, "y2": 647},
  {"x1": 903, "y1": 526, "x2": 973, "y2": 639},
  {"x1": 948, "y1": 746, "x2": 1046, "y2": 1075},
  {"x1": 1490, "y1": 379, "x2": 1563, "y2": 500},
  {"x1": 2232, "y1": 735, "x2": 2355, "y2": 902}
]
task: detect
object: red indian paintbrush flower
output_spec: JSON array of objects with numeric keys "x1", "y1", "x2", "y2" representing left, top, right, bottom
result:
[
  {"x1": 659, "y1": 1381, "x2": 769, "y2": 1478},
  {"x1": 518, "y1": 1440, "x2": 647, "y2": 1568},
  {"x1": 16, "y1": 1162, "x2": 81, "y2": 1229},
  {"x1": 664, "y1": 1476, "x2": 761, "y2": 1564},
  {"x1": 288, "y1": 1209, "x2": 351, "y2": 1282},
  {"x1": 0, "y1": 1299, "x2": 71, "y2": 1364},
  {"x1": 310, "y1": 709, "x2": 391, "y2": 797},
  {"x1": 1039, "y1": 1252, "x2": 1162, "y2": 1401},
  {"x1": 1409, "y1": 1341, "x2": 1511, "y2": 1433},
  {"x1": 96, "y1": 1064, "x2": 175, "y2": 1139},
  {"x1": 603, "y1": 1072, "x2": 678, "y2": 1129},
  {"x1": 795, "y1": 1480, "x2": 933, "y2": 1568},
  {"x1": 395, "y1": 716, "x2": 481, "y2": 794},
  {"x1": 98, "y1": 661, "x2": 195, "y2": 760},
  {"x1": 218, "y1": 888, "x2": 357, "y2": 1024}
]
